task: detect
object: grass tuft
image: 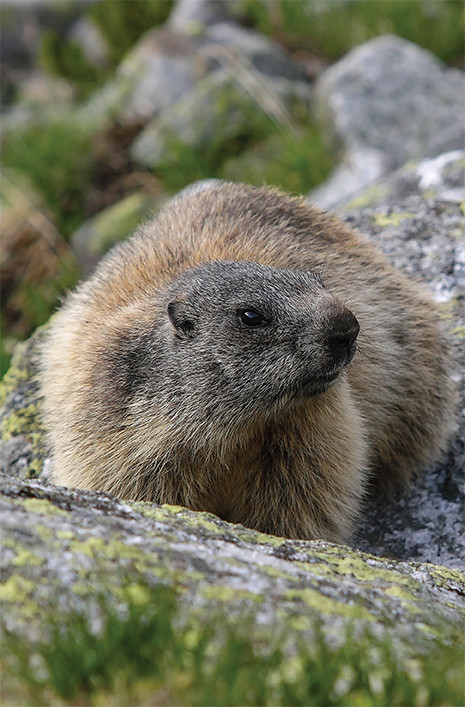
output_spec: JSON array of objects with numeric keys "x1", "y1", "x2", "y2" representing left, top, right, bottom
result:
[
  {"x1": 2, "y1": 581, "x2": 464, "y2": 706},
  {"x1": 2, "y1": 116, "x2": 96, "y2": 238},
  {"x1": 241, "y1": 0, "x2": 464, "y2": 66}
]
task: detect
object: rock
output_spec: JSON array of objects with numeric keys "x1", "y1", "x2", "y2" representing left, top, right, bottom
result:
[
  {"x1": 1, "y1": 473, "x2": 464, "y2": 695},
  {"x1": 309, "y1": 146, "x2": 388, "y2": 210},
  {"x1": 168, "y1": 0, "x2": 235, "y2": 33},
  {"x1": 87, "y1": 21, "x2": 309, "y2": 132},
  {"x1": 70, "y1": 192, "x2": 166, "y2": 275},
  {"x1": 203, "y1": 22, "x2": 308, "y2": 81},
  {"x1": 68, "y1": 15, "x2": 110, "y2": 68},
  {"x1": 0, "y1": 157, "x2": 463, "y2": 569},
  {"x1": 130, "y1": 68, "x2": 309, "y2": 170},
  {"x1": 0, "y1": 329, "x2": 48, "y2": 481},
  {"x1": 313, "y1": 35, "x2": 465, "y2": 205},
  {"x1": 1, "y1": 161, "x2": 464, "y2": 700},
  {"x1": 87, "y1": 28, "x2": 204, "y2": 127},
  {"x1": 345, "y1": 149, "x2": 465, "y2": 210}
]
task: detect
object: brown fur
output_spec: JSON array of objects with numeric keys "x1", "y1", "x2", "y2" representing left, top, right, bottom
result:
[{"x1": 39, "y1": 182, "x2": 455, "y2": 541}]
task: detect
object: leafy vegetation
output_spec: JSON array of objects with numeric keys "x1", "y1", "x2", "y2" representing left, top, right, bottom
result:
[
  {"x1": 89, "y1": 0, "x2": 173, "y2": 65},
  {"x1": 2, "y1": 582, "x2": 464, "y2": 706},
  {"x1": 39, "y1": 30, "x2": 107, "y2": 99},
  {"x1": 222, "y1": 125, "x2": 333, "y2": 196},
  {"x1": 2, "y1": 117, "x2": 97, "y2": 239},
  {"x1": 241, "y1": 0, "x2": 465, "y2": 66},
  {"x1": 38, "y1": 0, "x2": 173, "y2": 94}
]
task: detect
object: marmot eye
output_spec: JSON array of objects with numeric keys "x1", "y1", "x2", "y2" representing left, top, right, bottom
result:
[{"x1": 238, "y1": 309, "x2": 267, "y2": 327}]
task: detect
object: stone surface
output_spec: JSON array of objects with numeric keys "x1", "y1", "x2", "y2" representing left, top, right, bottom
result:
[
  {"x1": 130, "y1": 67, "x2": 309, "y2": 170},
  {"x1": 313, "y1": 35, "x2": 465, "y2": 205},
  {"x1": 96, "y1": 28, "x2": 204, "y2": 126},
  {"x1": 87, "y1": 20, "x2": 309, "y2": 132},
  {"x1": 168, "y1": 0, "x2": 235, "y2": 32},
  {"x1": 309, "y1": 146, "x2": 388, "y2": 210},
  {"x1": 203, "y1": 22, "x2": 307, "y2": 81},
  {"x1": 333, "y1": 155, "x2": 465, "y2": 569},
  {"x1": 1, "y1": 473, "x2": 463, "y2": 653}
]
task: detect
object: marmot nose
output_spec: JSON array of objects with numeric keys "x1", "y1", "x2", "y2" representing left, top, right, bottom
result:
[{"x1": 328, "y1": 308, "x2": 360, "y2": 361}]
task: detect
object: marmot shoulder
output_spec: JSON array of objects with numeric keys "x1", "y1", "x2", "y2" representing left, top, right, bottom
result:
[{"x1": 39, "y1": 182, "x2": 456, "y2": 542}]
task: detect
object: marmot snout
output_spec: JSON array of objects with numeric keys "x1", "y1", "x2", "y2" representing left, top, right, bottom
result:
[{"x1": 39, "y1": 182, "x2": 455, "y2": 542}]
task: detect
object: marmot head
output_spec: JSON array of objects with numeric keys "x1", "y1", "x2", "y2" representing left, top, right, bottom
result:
[{"x1": 152, "y1": 260, "x2": 359, "y2": 437}]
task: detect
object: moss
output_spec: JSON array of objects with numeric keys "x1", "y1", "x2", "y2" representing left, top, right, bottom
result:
[
  {"x1": 1, "y1": 404, "x2": 40, "y2": 441},
  {"x1": 0, "y1": 340, "x2": 30, "y2": 407},
  {"x1": 69, "y1": 536, "x2": 172, "y2": 584},
  {"x1": 383, "y1": 585, "x2": 422, "y2": 611},
  {"x1": 438, "y1": 297, "x2": 459, "y2": 320},
  {"x1": 428, "y1": 565, "x2": 465, "y2": 589},
  {"x1": 295, "y1": 549, "x2": 417, "y2": 590}
]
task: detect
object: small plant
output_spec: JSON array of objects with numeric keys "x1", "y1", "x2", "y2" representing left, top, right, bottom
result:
[
  {"x1": 241, "y1": 0, "x2": 464, "y2": 66},
  {"x1": 39, "y1": 30, "x2": 107, "y2": 99},
  {"x1": 37, "y1": 0, "x2": 173, "y2": 97},
  {"x1": 2, "y1": 116, "x2": 97, "y2": 238},
  {"x1": 89, "y1": 0, "x2": 173, "y2": 65},
  {"x1": 222, "y1": 123, "x2": 333, "y2": 195},
  {"x1": 2, "y1": 581, "x2": 464, "y2": 706}
]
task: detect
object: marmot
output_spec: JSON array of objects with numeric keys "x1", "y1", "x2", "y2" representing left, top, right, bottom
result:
[{"x1": 39, "y1": 182, "x2": 455, "y2": 542}]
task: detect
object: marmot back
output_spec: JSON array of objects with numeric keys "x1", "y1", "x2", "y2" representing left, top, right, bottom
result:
[{"x1": 39, "y1": 182, "x2": 455, "y2": 542}]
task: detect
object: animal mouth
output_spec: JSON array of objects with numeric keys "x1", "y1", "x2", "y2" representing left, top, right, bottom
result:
[{"x1": 298, "y1": 365, "x2": 345, "y2": 397}]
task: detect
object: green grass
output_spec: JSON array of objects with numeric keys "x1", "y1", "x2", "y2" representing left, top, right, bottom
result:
[
  {"x1": 241, "y1": 0, "x2": 464, "y2": 66},
  {"x1": 39, "y1": 30, "x2": 108, "y2": 99},
  {"x1": 157, "y1": 123, "x2": 332, "y2": 197},
  {"x1": 2, "y1": 582, "x2": 464, "y2": 706},
  {"x1": 222, "y1": 125, "x2": 333, "y2": 196},
  {"x1": 2, "y1": 116, "x2": 96, "y2": 238},
  {"x1": 89, "y1": 0, "x2": 173, "y2": 65},
  {"x1": 37, "y1": 0, "x2": 173, "y2": 97}
]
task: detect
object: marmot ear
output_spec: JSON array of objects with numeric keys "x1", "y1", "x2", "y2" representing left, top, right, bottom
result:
[{"x1": 167, "y1": 300, "x2": 197, "y2": 340}]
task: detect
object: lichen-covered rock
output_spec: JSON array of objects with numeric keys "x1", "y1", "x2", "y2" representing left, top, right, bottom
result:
[
  {"x1": 0, "y1": 329, "x2": 48, "y2": 481},
  {"x1": 1, "y1": 473, "x2": 463, "y2": 651}
]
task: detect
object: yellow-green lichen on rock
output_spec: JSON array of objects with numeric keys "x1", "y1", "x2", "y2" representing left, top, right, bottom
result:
[
  {"x1": 1, "y1": 472, "x2": 464, "y2": 705},
  {"x1": 1, "y1": 474, "x2": 463, "y2": 646},
  {"x1": 0, "y1": 327, "x2": 48, "y2": 479}
]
